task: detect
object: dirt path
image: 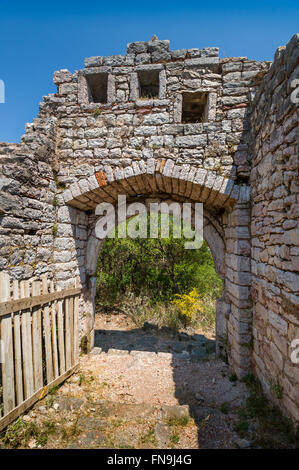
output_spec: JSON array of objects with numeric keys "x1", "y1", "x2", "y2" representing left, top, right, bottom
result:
[{"x1": 1, "y1": 313, "x2": 261, "y2": 449}]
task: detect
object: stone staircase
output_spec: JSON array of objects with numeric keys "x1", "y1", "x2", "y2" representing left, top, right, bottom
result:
[{"x1": 61, "y1": 399, "x2": 194, "y2": 449}]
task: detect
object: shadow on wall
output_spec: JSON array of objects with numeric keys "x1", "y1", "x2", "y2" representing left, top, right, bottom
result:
[{"x1": 93, "y1": 325, "x2": 226, "y2": 448}]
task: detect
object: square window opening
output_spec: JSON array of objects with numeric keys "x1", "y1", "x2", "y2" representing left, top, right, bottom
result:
[
  {"x1": 86, "y1": 73, "x2": 108, "y2": 104},
  {"x1": 182, "y1": 92, "x2": 208, "y2": 123},
  {"x1": 138, "y1": 70, "x2": 160, "y2": 99}
]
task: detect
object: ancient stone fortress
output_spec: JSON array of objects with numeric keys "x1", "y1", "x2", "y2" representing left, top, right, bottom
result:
[{"x1": 0, "y1": 35, "x2": 298, "y2": 423}]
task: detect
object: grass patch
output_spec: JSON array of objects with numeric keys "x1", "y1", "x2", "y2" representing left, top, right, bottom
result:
[
  {"x1": 93, "y1": 108, "x2": 102, "y2": 117},
  {"x1": 46, "y1": 395, "x2": 55, "y2": 408},
  {"x1": 104, "y1": 291, "x2": 217, "y2": 334},
  {"x1": 229, "y1": 373, "x2": 238, "y2": 383},
  {"x1": 78, "y1": 373, "x2": 86, "y2": 386},
  {"x1": 48, "y1": 384, "x2": 59, "y2": 395},
  {"x1": 73, "y1": 370, "x2": 108, "y2": 401},
  {"x1": 167, "y1": 415, "x2": 194, "y2": 448},
  {"x1": 60, "y1": 415, "x2": 80, "y2": 443},
  {"x1": 167, "y1": 415, "x2": 193, "y2": 427},
  {"x1": 170, "y1": 432, "x2": 180, "y2": 445},
  {"x1": 44, "y1": 383, "x2": 60, "y2": 408},
  {"x1": 1, "y1": 417, "x2": 56, "y2": 448},
  {"x1": 220, "y1": 403, "x2": 229, "y2": 414},
  {"x1": 237, "y1": 374, "x2": 297, "y2": 448},
  {"x1": 140, "y1": 426, "x2": 157, "y2": 447},
  {"x1": 110, "y1": 418, "x2": 124, "y2": 428},
  {"x1": 235, "y1": 420, "x2": 249, "y2": 434},
  {"x1": 122, "y1": 295, "x2": 185, "y2": 332},
  {"x1": 270, "y1": 377, "x2": 283, "y2": 400},
  {"x1": 78, "y1": 371, "x2": 94, "y2": 387}
]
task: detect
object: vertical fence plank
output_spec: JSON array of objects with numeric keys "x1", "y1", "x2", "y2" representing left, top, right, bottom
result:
[
  {"x1": 12, "y1": 280, "x2": 23, "y2": 406},
  {"x1": 0, "y1": 275, "x2": 81, "y2": 430},
  {"x1": 57, "y1": 287, "x2": 66, "y2": 375},
  {"x1": 20, "y1": 280, "x2": 34, "y2": 399},
  {"x1": 50, "y1": 281, "x2": 59, "y2": 379},
  {"x1": 0, "y1": 273, "x2": 15, "y2": 414},
  {"x1": 42, "y1": 275, "x2": 53, "y2": 384},
  {"x1": 65, "y1": 296, "x2": 71, "y2": 371},
  {"x1": 69, "y1": 288, "x2": 74, "y2": 367},
  {"x1": 73, "y1": 278, "x2": 80, "y2": 364},
  {"x1": 32, "y1": 281, "x2": 43, "y2": 390}
]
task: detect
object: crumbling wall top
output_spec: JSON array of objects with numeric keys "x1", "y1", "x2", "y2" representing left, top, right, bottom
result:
[{"x1": 84, "y1": 35, "x2": 219, "y2": 68}]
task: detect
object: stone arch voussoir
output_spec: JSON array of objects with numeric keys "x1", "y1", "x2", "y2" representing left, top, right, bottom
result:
[{"x1": 62, "y1": 159, "x2": 249, "y2": 212}]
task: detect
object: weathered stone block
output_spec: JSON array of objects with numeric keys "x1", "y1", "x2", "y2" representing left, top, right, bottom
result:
[
  {"x1": 268, "y1": 311, "x2": 288, "y2": 335},
  {"x1": 176, "y1": 135, "x2": 207, "y2": 148}
]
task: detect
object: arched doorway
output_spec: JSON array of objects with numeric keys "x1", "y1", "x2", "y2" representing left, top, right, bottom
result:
[{"x1": 61, "y1": 160, "x2": 252, "y2": 378}]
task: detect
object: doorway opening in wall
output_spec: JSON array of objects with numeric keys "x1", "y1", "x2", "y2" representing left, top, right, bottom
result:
[
  {"x1": 89, "y1": 213, "x2": 229, "y2": 448},
  {"x1": 138, "y1": 70, "x2": 160, "y2": 98},
  {"x1": 86, "y1": 72, "x2": 108, "y2": 103},
  {"x1": 181, "y1": 91, "x2": 208, "y2": 123},
  {"x1": 95, "y1": 218, "x2": 221, "y2": 341}
]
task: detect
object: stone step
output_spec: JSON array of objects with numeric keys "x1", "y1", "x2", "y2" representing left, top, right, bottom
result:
[
  {"x1": 53, "y1": 396, "x2": 194, "y2": 449},
  {"x1": 64, "y1": 401, "x2": 193, "y2": 449},
  {"x1": 82, "y1": 399, "x2": 191, "y2": 422},
  {"x1": 90, "y1": 346, "x2": 215, "y2": 361}
]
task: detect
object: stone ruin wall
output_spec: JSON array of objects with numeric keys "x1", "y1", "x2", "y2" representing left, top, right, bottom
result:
[
  {"x1": 250, "y1": 35, "x2": 299, "y2": 422},
  {"x1": 0, "y1": 35, "x2": 298, "y2": 423}
]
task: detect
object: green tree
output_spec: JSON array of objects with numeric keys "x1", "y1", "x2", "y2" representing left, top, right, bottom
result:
[{"x1": 96, "y1": 214, "x2": 222, "y2": 305}]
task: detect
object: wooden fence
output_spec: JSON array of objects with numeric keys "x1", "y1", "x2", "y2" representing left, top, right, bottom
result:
[{"x1": 0, "y1": 273, "x2": 81, "y2": 432}]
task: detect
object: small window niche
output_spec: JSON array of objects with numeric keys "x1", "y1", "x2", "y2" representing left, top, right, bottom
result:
[
  {"x1": 182, "y1": 92, "x2": 208, "y2": 123},
  {"x1": 86, "y1": 73, "x2": 108, "y2": 104},
  {"x1": 138, "y1": 70, "x2": 160, "y2": 99}
]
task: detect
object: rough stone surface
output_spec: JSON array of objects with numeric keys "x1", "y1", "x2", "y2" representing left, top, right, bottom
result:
[
  {"x1": 0, "y1": 34, "x2": 298, "y2": 424},
  {"x1": 249, "y1": 34, "x2": 299, "y2": 423}
]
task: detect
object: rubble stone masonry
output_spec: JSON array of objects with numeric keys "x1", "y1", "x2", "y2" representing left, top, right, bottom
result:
[
  {"x1": 0, "y1": 34, "x2": 298, "y2": 423},
  {"x1": 250, "y1": 35, "x2": 299, "y2": 421}
]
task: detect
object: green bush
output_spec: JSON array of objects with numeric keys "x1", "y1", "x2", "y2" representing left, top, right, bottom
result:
[{"x1": 96, "y1": 215, "x2": 222, "y2": 331}]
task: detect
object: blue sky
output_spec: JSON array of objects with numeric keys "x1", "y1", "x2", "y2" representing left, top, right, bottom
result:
[{"x1": 0, "y1": 0, "x2": 298, "y2": 143}]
